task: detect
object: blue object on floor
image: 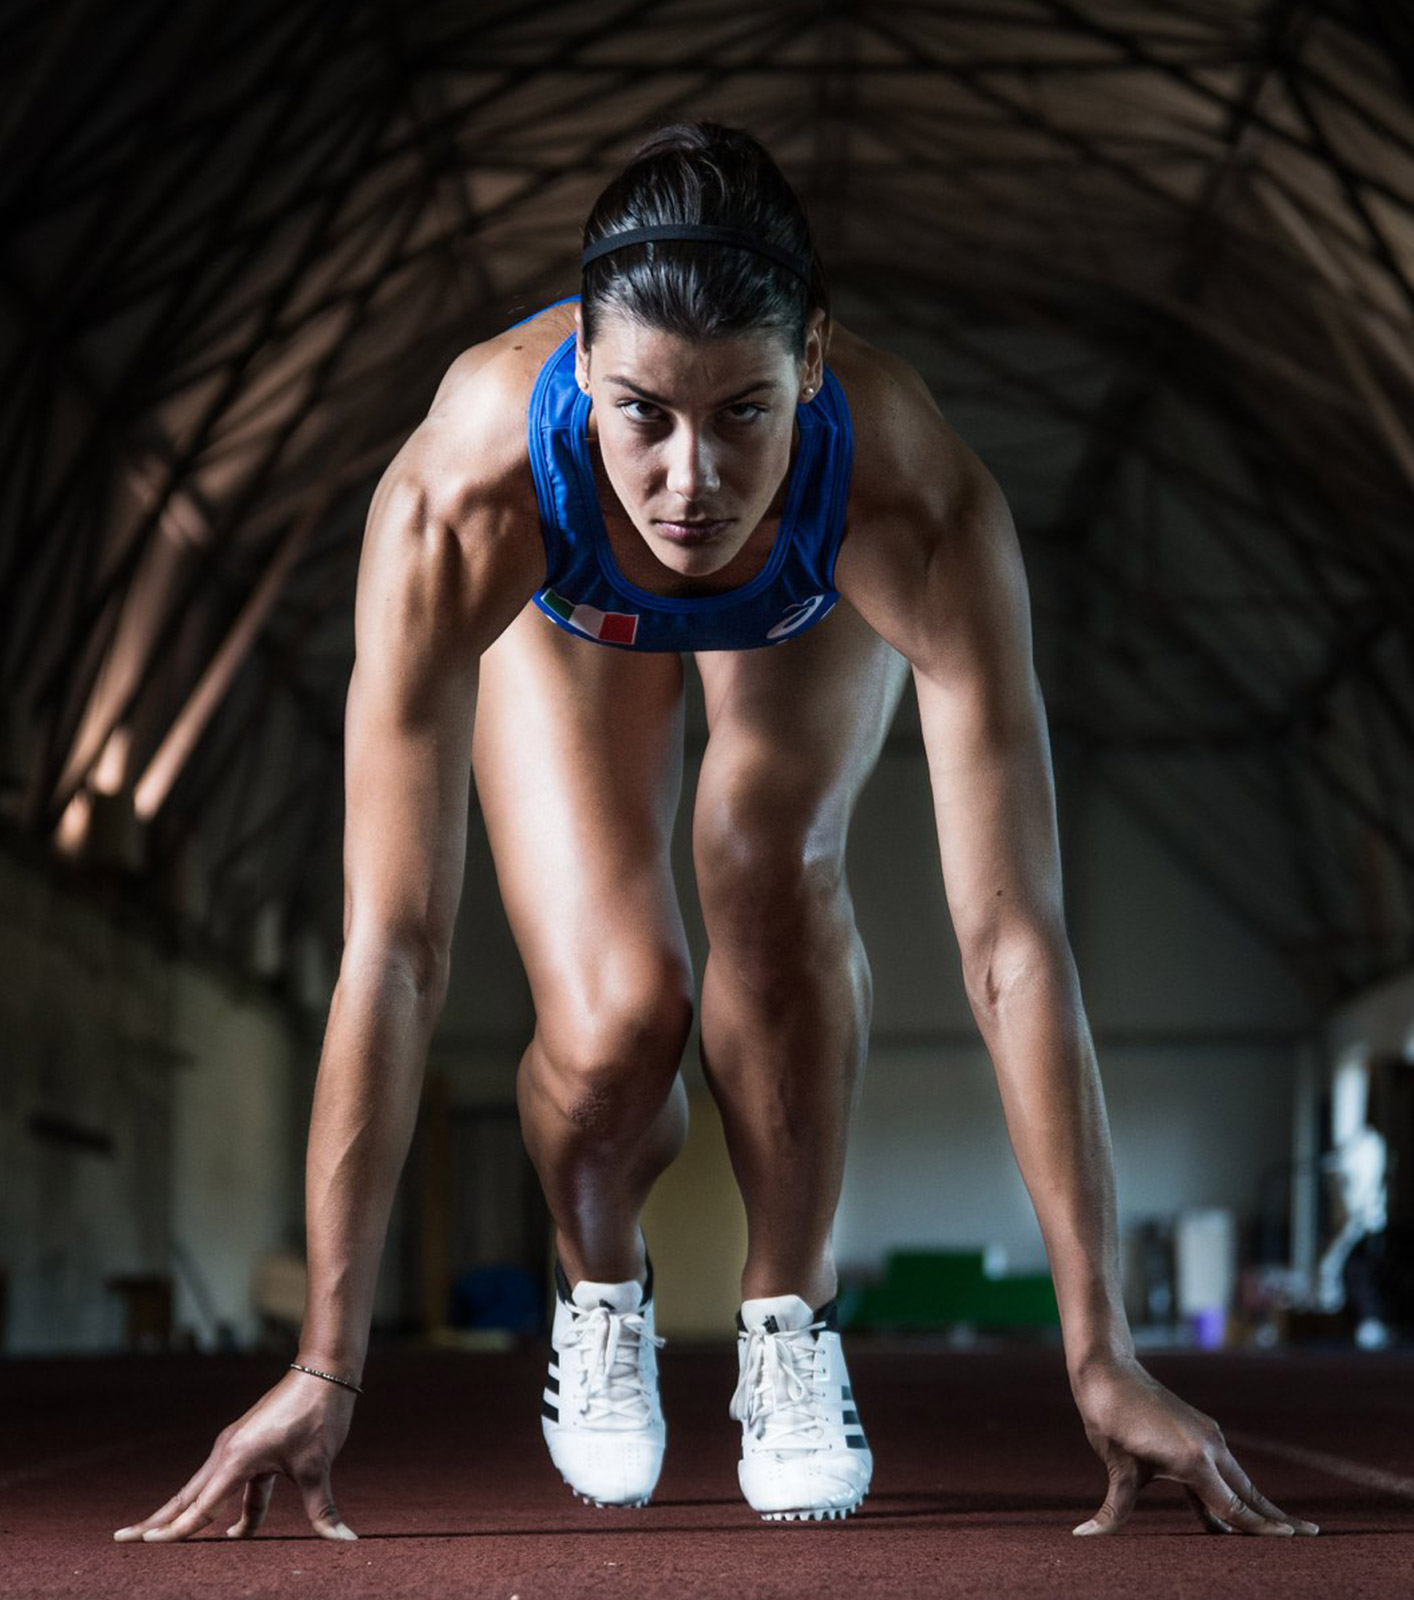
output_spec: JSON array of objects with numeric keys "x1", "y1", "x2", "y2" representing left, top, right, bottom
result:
[{"x1": 449, "y1": 1264, "x2": 544, "y2": 1334}]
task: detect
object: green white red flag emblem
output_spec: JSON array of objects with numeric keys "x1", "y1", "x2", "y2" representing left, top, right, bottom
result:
[{"x1": 543, "y1": 588, "x2": 639, "y2": 646}]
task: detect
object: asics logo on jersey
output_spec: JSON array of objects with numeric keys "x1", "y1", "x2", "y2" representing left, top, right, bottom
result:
[{"x1": 766, "y1": 594, "x2": 826, "y2": 640}]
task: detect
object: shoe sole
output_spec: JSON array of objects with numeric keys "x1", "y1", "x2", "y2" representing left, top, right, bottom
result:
[
  {"x1": 562, "y1": 1477, "x2": 653, "y2": 1510},
  {"x1": 758, "y1": 1489, "x2": 869, "y2": 1523}
]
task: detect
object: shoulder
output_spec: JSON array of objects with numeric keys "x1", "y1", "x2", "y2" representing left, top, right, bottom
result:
[
  {"x1": 828, "y1": 324, "x2": 997, "y2": 555},
  {"x1": 356, "y1": 303, "x2": 576, "y2": 654},
  {"x1": 368, "y1": 305, "x2": 576, "y2": 578},
  {"x1": 827, "y1": 325, "x2": 1023, "y2": 674},
  {"x1": 387, "y1": 301, "x2": 575, "y2": 530}
]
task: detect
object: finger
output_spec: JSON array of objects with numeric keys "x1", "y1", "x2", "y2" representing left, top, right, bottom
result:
[
  {"x1": 226, "y1": 1473, "x2": 277, "y2": 1539},
  {"x1": 1073, "y1": 1460, "x2": 1145, "y2": 1536},
  {"x1": 113, "y1": 1459, "x2": 222, "y2": 1541},
  {"x1": 142, "y1": 1470, "x2": 238, "y2": 1543},
  {"x1": 1215, "y1": 1447, "x2": 1320, "y2": 1536},
  {"x1": 1192, "y1": 1459, "x2": 1294, "y2": 1537},
  {"x1": 114, "y1": 1493, "x2": 186, "y2": 1542},
  {"x1": 294, "y1": 1464, "x2": 357, "y2": 1541},
  {"x1": 1184, "y1": 1486, "x2": 1232, "y2": 1534}
]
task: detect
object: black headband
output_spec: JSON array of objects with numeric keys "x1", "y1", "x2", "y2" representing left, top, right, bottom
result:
[{"x1": 580, "y1": 225, "x2": 812, "y2": 286}]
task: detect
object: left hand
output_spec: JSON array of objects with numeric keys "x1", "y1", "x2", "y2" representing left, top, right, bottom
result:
[{"x1": 1070, "y1": 1355, "x2": 1319, "y2": 1537}]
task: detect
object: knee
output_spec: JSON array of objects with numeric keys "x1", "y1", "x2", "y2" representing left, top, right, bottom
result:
[
  {"x1": 531, "y1": 961, "x2": 694, "y2": 1139},
  {"x1": 695, "y1": 793, "x2": 849, "y2": 957}
]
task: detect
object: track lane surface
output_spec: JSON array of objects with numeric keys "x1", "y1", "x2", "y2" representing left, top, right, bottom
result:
[{"x1": 3, "y1": 1344, "x2": 1410, "y2": 1598}]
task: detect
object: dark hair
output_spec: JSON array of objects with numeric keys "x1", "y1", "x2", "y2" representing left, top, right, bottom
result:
[{"x1": 580, "y1": 122, "x2": 829, "y2": 355}]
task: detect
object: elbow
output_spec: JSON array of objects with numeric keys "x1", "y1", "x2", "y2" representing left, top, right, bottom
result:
[
  {"x1": 961, "y1": 920, "x2": 1073, "y2": 1019},
  {"x1": 342, "y1": 918, "x2": 453, "y2": 1007}
]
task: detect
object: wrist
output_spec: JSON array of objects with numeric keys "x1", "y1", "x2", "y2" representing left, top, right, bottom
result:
[
  {"x1": 1044, "y1": 1246, "x2": 1133, "y2": 1383},
  {"x1": 1062, "y1": 1315, "x2": 1136, "y2": 1388},
  {"x1": 1066, "y1": 1340, "x2": 1140, "y2": 1400},
  {"x1": 296, "y1": 1320, "x2": 368, "y2": 1380},
  {"x1": 292, "y1": 1349, "x2": 365, "y2": 1391}
]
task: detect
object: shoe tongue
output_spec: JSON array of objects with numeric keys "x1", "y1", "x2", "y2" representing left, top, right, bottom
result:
[
  {"x1": 571, "y1": 1278, "x2": 644, "y2": 1314},
  {"x1": 740, "y1": 1293, "x2": 814, "y2": 1333}
]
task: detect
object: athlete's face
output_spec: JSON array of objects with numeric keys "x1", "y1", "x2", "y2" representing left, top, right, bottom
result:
[{"x1": 576, "y1": 306, "x2": 826, "y2": 578}]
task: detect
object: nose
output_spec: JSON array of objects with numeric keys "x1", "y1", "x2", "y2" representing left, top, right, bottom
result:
[{"x1": 665, "y1": 426, "x2": 720, "y2": 503}]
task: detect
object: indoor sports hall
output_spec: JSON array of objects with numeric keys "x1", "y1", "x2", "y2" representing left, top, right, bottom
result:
[{"x1": 2, "y1": 4, "x2": 1411, "y2": 1597}]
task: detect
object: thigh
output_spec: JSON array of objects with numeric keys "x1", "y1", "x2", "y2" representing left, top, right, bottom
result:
[
  {"x1": 472, "y1": 602, "x2": 692, "y2": 1018},
  {"x1": 692, "y1": 599, "x2": 910, "y2": 853}
]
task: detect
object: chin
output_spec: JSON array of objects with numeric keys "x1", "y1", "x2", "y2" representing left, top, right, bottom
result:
[
  {"x1": 655, "y1": 538, "x2": 733, "y2": 573},
  {"x1": 639, "y1": 523, "x2": 724, "y2": 560}
]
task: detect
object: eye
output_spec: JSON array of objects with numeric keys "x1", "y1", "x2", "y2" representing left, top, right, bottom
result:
[
  {"x1": 724, "y1": 403, "x2": 767, "y2": 423},
  {"x1": 618, "y1": 399, "x2": 664, "y2": 424}
]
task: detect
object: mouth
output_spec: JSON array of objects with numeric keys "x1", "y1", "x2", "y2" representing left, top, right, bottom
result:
[{"x1": 654, "y1": 518, "x2": 733, "y2": 546}]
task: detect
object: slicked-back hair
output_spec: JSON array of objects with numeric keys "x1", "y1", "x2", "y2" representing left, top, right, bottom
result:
[{"x1": 580, "y1": 122, "x2": 828, "y2": 355}]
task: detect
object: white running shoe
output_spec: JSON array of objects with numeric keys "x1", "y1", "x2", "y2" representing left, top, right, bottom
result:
[
  {"x1": 542, "y1": 1262, "x2": 666, "y2": 1508},
  {"x1": 730, "y1": 1293, "x2": 872, "y2": 1522}
]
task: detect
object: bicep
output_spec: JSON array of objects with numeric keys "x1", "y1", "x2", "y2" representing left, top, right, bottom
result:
[
  {"x1": 341, "y1": 476, "x2": 498, "y2": 989},
  {"x1": 912, "y1": 664, "x2": 1066, "y2": 990},
  {"x1": 837, "y1": 367, "x2": 1072, "y2": 992},
  {"x1": 892, "y1": 469, "x2": 1068, "y2": 979}
]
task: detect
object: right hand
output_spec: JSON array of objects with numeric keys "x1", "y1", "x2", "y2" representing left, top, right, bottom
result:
[{"x1": 112, "y1": 1367, "x2": 360, "y2": 1542}]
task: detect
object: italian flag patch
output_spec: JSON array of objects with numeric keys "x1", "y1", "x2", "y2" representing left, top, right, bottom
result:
[{"x1": 543, "y1": 588, "x2": 639, "y2": 646}]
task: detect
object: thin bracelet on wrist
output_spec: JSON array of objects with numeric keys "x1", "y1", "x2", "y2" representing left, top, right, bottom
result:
[{"x1": 289, "y1": 1361, "x2": 364, "y2": 1395}]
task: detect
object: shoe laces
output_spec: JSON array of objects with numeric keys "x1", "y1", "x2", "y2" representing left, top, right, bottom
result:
[
  {"x1": 566, "y1": 1303, "x2": 664, "y2": 1428},
  {"x1": 729, "y1": 1320, "x2": 827, "y2": 1450}
]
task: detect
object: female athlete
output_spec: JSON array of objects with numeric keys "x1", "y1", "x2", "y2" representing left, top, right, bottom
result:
[{"x1": 114, "y1": 121, "x2": 1317, "y2": 1542}]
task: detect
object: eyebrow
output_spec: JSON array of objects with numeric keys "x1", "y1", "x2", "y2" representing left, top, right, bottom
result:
[{"x1": 604, "y1": 376, "x2": 781, "y2": 407}]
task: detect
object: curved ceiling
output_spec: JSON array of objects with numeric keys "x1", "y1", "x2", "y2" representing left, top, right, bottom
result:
[{"x1": 1, "y1": 0, "x2": 1410, "y2": 1004}]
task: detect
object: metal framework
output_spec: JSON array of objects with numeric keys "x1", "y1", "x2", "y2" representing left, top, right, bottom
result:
[{"x1": 0, "y1": 0, "x2": 1410, "y2": 1004}]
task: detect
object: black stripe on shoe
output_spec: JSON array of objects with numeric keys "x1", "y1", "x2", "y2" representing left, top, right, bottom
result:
[
  {"x1": 841, "y1": 1385, "x2": 853, "y2": 1401},
  {"x1": 541, "y1": 1400, "x2": 559, "y2": 1422},
  {"x1": 546, "y1": 1374, "x2": 559, "y2": 1395},
  {"x1": 842, "y1": 1409, "x2": 859, "y2": 1425},
  {"x1": 845, "y1": 1434, "x2": 868, "y2": 1449}
]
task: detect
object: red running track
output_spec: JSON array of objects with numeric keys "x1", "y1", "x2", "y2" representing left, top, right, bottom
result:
[{"x1": 3, "y1": 1342, "x2": 1411, "y2": 1599}]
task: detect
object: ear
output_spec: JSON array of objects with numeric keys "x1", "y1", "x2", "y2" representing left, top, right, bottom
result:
[
  {"x1": 574, "y1": 305, "x2": 590, "y2": 393},
  {"x1": 800, "y1": 307, "x2": 829, "y2": 402}
]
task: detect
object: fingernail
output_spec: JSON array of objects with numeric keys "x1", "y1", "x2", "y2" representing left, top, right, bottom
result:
[
  {"x1": 113, "y1": 1529, "x2": 135, "y2": 1541},
  {"x1": 334, "y1": 1524, "x2": 358, "y2": 1541},
  {"x1": 1072, "y1": 1520, "x2": 1100, "y2": 1536},
  {"x1": 141, "y1": 1529, "x2": 166, "y2": 1542}
]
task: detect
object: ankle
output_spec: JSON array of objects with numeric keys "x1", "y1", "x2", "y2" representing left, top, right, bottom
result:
[
  {"x1": 555, "y1": 1227, "x2": 648, "y2": 1291},
  {"x1": 740, "y1": 1264, "x2": 838, "y2": 1311}
]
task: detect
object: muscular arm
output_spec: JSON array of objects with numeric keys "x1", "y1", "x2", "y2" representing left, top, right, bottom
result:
[
  {"x1": 847, "y1": 447, "x2": 1131, "y2": 1381},
  {"x1": 299, "y1": 417, "x2": 540, "y2": 1380},
  {"x1": 838, "y1": 361, "x2": 1314, "y2": 1536},
  {"x1": 911, "y1": 487, "x2": 1132, "y2": 1374},
  {"x1": 111, "y1": 351, "x2": 547, "y2": 1546}
]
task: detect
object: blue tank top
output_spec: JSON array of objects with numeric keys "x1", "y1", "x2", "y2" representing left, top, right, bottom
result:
[{"x1": 523, "y1": 316, "x2": 853, "y2": 652}]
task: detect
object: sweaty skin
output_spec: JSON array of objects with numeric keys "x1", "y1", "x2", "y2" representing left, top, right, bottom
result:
[{"x1": 114, "y1": 300, "x2": 1316, "y2": 1543}]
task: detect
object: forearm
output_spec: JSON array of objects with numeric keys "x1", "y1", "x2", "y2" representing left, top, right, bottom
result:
[
  {"x1": 971, "y1": 942, "x2": 1134, "y2": 1382},
  {"x1": 297, "y1": 936, "x2": 447, "y2": 1379}
]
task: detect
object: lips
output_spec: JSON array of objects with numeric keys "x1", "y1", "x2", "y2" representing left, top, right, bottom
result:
[{"x1": 655, "y1": 518, "x2": 732, "y2": 544}]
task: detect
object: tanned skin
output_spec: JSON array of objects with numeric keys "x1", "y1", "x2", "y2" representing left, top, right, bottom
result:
[{"x1": 114, "y1": 301, "x2": 1316, "y2": 1544}]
